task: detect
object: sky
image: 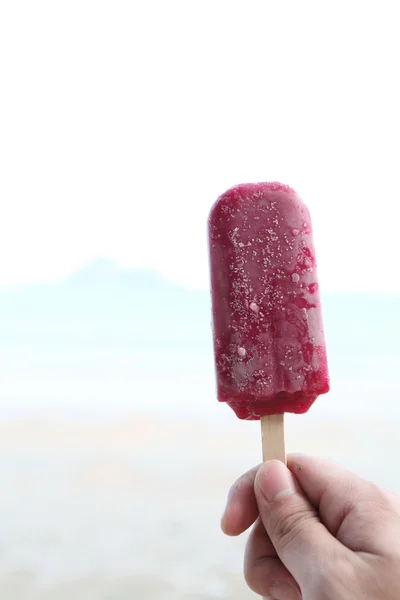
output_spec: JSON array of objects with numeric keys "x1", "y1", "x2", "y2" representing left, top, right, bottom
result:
[{"x1": 1, "y1": 1, "x2": 399, "y2": 293}]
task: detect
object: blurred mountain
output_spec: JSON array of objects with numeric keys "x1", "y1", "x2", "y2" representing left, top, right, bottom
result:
[
  {"x1": 1, "y1": 259, "x2": 400, "y2": 418},
  {"x1": 0, "y1": 260, "x2": 214, "y2": 417},
  {"x1": 0, "y1": 259, "x2": 211, "y2": 345},
  {"x1": 0, "y1": 258, "x2": 399, "y2": 348}
]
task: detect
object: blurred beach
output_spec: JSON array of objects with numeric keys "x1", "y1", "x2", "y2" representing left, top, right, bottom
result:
[{"x1": 1, "y1": 415, "x2": 400, "y2": 600}]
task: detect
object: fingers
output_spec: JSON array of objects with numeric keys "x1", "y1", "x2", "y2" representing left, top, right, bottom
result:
[
  {"x1": 288, "y1": 454, "x2": 368, "y2": 508},
  {"x1": 222, "y1": 455, "x2": 366, "y2": 538},
  {"x1": 244, "y1": 519, "x2": 301, "y2": 599},
  {"x1": 223, "y1": 469, "x2": 301, "y2": 597},
  {"x1": 255, "y1": 460, "x2": 341, "y2": 585},
  {"x1": 221, "y1": 455, "x2": 382, "y2": 540},
  {"x1": 223, "y1": 455, "x2": 400, "y2": 597},
  {"x1": 221, "y1": 455, "x2": 366, "y2": 537},
  {"x1": 287, "y1": 454, "x2": 364, "y2": 536},
  {"x1": 288, "y1": 454, "x2": 399, "y2": 545},
  {"x1": 221, "y1": 455, "x2": 360, "y2": 537},
  {"x1": 221, "y1": 464, "x2": 260, "y2": 536}
]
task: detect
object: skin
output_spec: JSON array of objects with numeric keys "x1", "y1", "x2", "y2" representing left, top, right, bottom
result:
[{"x1": 221, "y1": 455, "x2": 400, "y2": 600}]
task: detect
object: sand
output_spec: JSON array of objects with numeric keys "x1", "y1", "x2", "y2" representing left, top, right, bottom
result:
[{"x1": 0, "y1": 415, "x2": 399, "y2": 599}]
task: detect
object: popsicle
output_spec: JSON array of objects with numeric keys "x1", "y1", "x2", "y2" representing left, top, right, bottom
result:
[{"x1": 208, "y1": 182, "x2": 329, "y2": 459}]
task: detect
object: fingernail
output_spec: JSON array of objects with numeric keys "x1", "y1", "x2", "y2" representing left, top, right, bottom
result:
[
  {"x1": 257, "y1": 460, "x2": 297, "y2": 502},
  {"x1": 270, "y1": 582, "x2": 302, "y2": 600}
]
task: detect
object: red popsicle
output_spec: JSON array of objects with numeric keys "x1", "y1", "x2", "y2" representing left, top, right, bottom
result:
[{"x1": 208, "y1": 182, "x2": 329, "y2": 428}]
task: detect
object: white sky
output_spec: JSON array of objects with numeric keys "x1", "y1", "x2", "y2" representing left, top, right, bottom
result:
[{"x1": 0, "y1": 1, "x2": 399, "y2": 293}]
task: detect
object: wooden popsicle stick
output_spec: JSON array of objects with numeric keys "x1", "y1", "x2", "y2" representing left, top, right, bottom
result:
[{"x1": 261, "y1": 414, "x2": 286, "y2": 464}]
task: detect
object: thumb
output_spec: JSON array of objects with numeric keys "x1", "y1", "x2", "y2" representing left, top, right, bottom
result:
[{"x1": 255, "y1": 460, "x2": 340, "y2": 584}]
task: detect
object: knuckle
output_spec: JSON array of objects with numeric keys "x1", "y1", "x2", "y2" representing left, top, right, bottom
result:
[
  {"x1": 243, "y1": 522, "x2": 275, "y2": 596},
  {"x1": 243, "y1": 556, "x2": 273, "y2": 596},
  {"x1": 243, "y1": 548, "x2": 261, "y2": 593},
  {"x1": 270, "y1": 504, "x2": 317, "y2": 553},
  {"x1": 243, "y1": 558, "x2": 256, "y2": 592}
]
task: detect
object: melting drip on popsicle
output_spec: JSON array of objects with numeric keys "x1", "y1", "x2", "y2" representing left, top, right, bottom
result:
[{"x1": 208, "y1": 182, "x2": 329, "y2": 420}]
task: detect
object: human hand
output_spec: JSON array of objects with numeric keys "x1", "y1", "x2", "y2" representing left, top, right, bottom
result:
[{"x1": 221, "y1": 455, "x2": 400, "y2": 599}]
